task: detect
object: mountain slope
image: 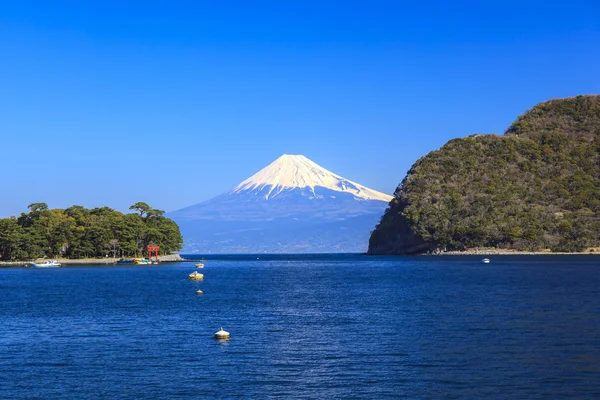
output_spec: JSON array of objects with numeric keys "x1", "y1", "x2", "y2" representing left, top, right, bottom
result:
[
  {"x1": 368, "y1": 95, "x2": 600, "y2": 255},
  {"x1": 170, "y1": 155, "x2": 392, "y2": 253}
]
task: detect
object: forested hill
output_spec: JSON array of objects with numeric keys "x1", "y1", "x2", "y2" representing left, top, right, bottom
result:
[
  {"x1": 368, "y1": 95, "x2": 600, "y2": 255},
  {"x1": 0, "y1": 202, "x2": 183, "y2": 260},
  {"x1": 505, "y1": 95, "x2": 600, "y2": 140}
]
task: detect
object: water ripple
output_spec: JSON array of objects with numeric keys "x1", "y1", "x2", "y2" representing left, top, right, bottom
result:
[{"x1": 0, "y1": 255, "x2": 599, "y2": 398}]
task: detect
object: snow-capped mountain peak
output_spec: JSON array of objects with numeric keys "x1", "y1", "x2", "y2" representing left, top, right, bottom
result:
[
  {"x1": 169, "y1": 154, "x2": 393, "y2": 253},
  {"x1": 230, "y1": 154, "x2": 392, "y2": 202}
]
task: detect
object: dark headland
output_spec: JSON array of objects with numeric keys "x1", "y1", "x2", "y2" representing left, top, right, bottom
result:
[{"x1": 369, "y1": 95, "x2": 600, "y2": 255}]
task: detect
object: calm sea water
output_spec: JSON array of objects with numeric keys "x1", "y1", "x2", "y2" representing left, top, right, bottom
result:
[{"x1": 1, "y1": 255, "x2": 599, "y2": 399}]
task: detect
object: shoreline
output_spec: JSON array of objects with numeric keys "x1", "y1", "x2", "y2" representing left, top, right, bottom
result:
[
  {"x1": 2, "y1": 251, "x2": 599, "y2": 266},
  {"x1": 0, "y1": 254, "x2": 197, "y2": 266},
  {"x1": 423, "y1": 248, "x2": 600, "y2": 256},
  {"x1": 421, "y1": 247, "x2": 600, "y2": 256}
]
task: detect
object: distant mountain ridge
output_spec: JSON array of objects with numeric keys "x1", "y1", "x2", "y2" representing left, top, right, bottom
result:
[{"x1": 169, "y1": 155, "x2": 392, "y2": 253}]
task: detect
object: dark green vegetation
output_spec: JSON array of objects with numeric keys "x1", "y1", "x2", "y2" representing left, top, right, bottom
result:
[
  {"x1": 369, "y1": 95, "x2": 600, "y2": 254},
  {"x1": 0, "y1": 202, "x2": 183, "y2": 260}
]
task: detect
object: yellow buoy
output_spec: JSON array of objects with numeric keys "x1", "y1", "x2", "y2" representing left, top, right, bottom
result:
[
  {"x1": 188, "y1": 271, "x2": 204, "y2": 280},
  {"x1": 214, "y1": 327, "x2": 230, "y2": 340}
]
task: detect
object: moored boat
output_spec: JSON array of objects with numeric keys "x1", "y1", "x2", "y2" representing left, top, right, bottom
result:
[
  {"x1": 32, "y1": 260, "x2": 61, "y2": 268},
  {"x1": 482, "y1": 258, "x2": 491, "y2": 264}
]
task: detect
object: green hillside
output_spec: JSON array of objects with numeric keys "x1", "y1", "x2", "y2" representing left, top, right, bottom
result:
[{"x1": 368, "y1": 95, "x2": 600, "y2": 254}]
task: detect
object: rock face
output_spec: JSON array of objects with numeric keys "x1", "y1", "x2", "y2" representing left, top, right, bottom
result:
[
  {"x1": 366, "y1": 197, "x2": 428, "y2": 255},
  {"x1": 158, "y1": 254, "x2": 184, "y2": 262},
  {"x1": 368, "y1": 95, "x2": 600, "y2": 255},
  {"x1": 169, "y1": 155, "x2": 392, "y2": 253}
]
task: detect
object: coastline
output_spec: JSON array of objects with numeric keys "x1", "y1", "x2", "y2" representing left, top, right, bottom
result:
[
  {"x1": 0, "y1": 254, "x2": 194, "y2": 267},
  {"x1": 3, "y1": 250, "x2": 599, "y2": 266},
  {"x1": 425, "y1": 248, "x2": 600, "y2": 256}
]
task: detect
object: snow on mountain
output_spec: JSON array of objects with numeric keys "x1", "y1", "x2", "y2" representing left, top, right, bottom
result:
[{"x1": 231, "y1": 154, "x2": 392, "y2": 202}]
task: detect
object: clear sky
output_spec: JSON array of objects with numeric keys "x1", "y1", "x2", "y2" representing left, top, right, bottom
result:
[{"x1": 0, "y1": 1, "x2": 598, "y2": 217}]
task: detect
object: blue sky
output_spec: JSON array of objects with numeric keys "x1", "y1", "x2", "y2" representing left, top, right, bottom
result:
[{"x1": 0, "y1": 1, "x2": 598, "y2": 217}]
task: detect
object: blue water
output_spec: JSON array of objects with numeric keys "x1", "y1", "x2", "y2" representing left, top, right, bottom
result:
[{"x1": 1, "y1": 255, "x2": 599, "y2": 399}]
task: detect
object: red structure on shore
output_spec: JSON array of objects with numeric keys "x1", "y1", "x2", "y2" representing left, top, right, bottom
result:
[{"x1": 147, "y1": 245, "x2": 160, "y2": 262}]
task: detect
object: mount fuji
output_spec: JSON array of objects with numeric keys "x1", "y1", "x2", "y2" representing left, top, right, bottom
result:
[{"x1": 169, "y1": 154, "x2": 392, "y2": 253}]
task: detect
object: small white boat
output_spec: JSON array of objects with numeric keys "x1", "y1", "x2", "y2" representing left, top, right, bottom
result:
[
  {"x1": 195, "y1": 263, "x2": 204, "y2": 268},
  {"x1": 32, "y1": 260, "x2": 61, "y2": 268},
  {"x1": 482, "y1": 258, "x2": 491, "y2": 264}
]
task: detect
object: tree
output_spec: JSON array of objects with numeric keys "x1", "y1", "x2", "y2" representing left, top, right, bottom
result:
[
  {"x1": 28, "y1": 203, "x2": 49, "y2": 213},
  {"x1": 0, "y1": 218, "x2": 25, "y2": 260},
  {"x1": 109, "y1": 239, "x2": 120, "y2": 260},
  {"x1": 129, "y1": 202, "x2": 152, "y2": 217}
]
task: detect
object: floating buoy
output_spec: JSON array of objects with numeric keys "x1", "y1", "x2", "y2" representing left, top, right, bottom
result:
[
  {"x1": 214, "y1": 327, "x2": 230, "y2": 340},
  {"x1": 195, "y1": 289, "x2": 204, "y2": 295},
  {"x1": 188, "y1": 271, "x2": 204, "y2": 280}
]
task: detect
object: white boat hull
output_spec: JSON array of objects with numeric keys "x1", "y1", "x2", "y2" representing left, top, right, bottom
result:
[{"x1": 32, "y1": 261, "x2": 61, "y2": 268}]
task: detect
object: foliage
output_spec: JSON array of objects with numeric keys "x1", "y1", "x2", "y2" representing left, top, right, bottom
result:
[
  {"x1": 0, "y1": 203, "x2": 183, "y2": 260},
  {"x1": 369, "y1": 95, "x2": 600, "y2": 254},
  {"x1": 505, "y1": 95, "x2": 600, "y2": 141}
]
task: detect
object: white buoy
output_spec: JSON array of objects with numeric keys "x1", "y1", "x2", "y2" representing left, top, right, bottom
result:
[
  {"x1": 195, "y1": 289, "x2": 204, "y2": 295},
  {"x1": 214, "y1": 327, "x2": 230, "y2": 340}
]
